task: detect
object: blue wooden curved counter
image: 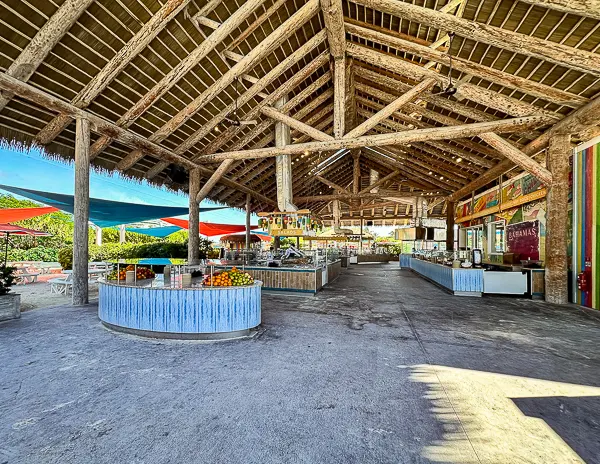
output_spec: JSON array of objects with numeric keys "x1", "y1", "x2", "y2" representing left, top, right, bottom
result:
[{"x1": 98, "y1": 280, "x2": 262, "y2": 339}]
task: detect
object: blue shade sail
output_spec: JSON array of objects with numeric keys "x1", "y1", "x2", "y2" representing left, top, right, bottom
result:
[
  {"x1": 125, "y1": 226, "x2": 182, "y2": 238},
  {"x1": 0, "y1": 185, "x2": 224, "y2": 227}
]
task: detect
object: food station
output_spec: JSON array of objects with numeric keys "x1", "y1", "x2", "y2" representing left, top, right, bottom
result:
[
  {"x1": 400, "y1": 172, "x2": 550, "y2": 298},
  {"x1": 210, "y1": 210, "x2": 342, "y2": 294},
  {"x1": 98, "y1": 263, "x2": 261, "y2": 339}
]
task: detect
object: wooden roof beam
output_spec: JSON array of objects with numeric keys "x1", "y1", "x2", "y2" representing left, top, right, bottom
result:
[
  {"x1": 0, "y1": 0, "x2": 95, "y2": 112},
  {"x1": 198, "y1": 115, "x2": 553, "y2": 162},
  {"x1": 352, "y1": 0, "x2": 600, "y2": 76},
  {"x1": 315, "y1": 175, "x2": 352, "y2": 194},
  {"x1": 345, "y1": 78, "x2": 436, "y2": 139},
  {"x1": 517, "y1": 0, "x2": 600, "y2": 21},
  {"x1": 149, "y1": 0, "x2": 320, "y2": 144},
  {"x1": 176, "y1": 31, "x2": 327, "y2": 156},
  {"x1": 88, "y1": 0, "x2": 270, "y2": 159},
  {"x1": 358, "y1": 170, "x2": 401, "y2": 194},
  {"x1": 226, "y1": 0, "x2": 289, "y2": 51},
  {"x1": 448, "y1": 94, "x2": 600, "y2": 201},
  {"x1": 36, "y1": 0, "x2": 192, "y2": 146},
  {"x1": 345, "y1": 20, "x2": 587, "y2": 107},
  {"x1": 196, "y1": 53, "x2": 331, "y2": 157}
]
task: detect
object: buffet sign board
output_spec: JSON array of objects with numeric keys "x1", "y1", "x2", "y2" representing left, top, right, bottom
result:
[
  {"x1": 257, "y1": 209, "x2": 322, "y2": 237},
  {"x1": 506, "y1": 220, "x2": 540, "y2": 261}
]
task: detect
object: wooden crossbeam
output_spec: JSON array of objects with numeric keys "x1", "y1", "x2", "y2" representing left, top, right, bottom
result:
[
  {"x1": 0, "y1": 0, "x2": 95, "y2": 112},
  {"x1": 347, "y1": 43, "x2": 561, "y2": 121},
  {"x1": 36, "y1": 0, "x2": 191, "y2": 145},
  {"x1": 262, "y1": 106, "x2": 334, "y2": 142},
  {"x1": 88, "y1": 0, "x2": 269, "y2": 159},
  {"x1": 198, "y1": 115, "x2": 552, "y2": 162},
  {"x1": 352, "y1": 0, "x2": 600, "y2": 76},
  {"x1": 358, "y1": 170, "x2": 401, "y2": 194},
  {"x1": 479, "y1": 133, "x2": 553, "y2": 185},
  {"x1": 0, "y1": 71, "x2": 276, "y2": 207},
  {"x1": 227, "y1": 0, "x2": 288, "y2": 51},
  {"x1": 315, "y1": 175, "x2": 351, "y2": 194}
]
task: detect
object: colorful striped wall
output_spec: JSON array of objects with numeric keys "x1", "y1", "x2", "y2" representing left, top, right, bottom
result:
[{"x1": 573, "y1": 140, "x2": 600, "y2": 310}]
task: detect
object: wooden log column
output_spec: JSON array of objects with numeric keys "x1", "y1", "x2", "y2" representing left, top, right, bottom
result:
[
  {"x1": 73, "y1": 116, "x2": 90, "y2": 306},
  {"x1": 446, "y1": 201, "x2": 455, "y2": 252},
  {"x1": 274, "y1": 96, "x2": 296, "y2": 212},
  {"x1": 545, "y1": 133, "x2": 571, "y2": 304},
  {"x1": 245, "y1": 194, "x2": 251, "y2": 250},
  {"x1": 188, "y1": 168, "x2": 201, "y2": 265}
]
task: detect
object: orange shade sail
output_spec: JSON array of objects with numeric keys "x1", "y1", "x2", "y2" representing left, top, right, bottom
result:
[
  {"x1": 161, "y1": 217, "x2": 258, "y2": 237},
  {"x1": 0, "y1": 206, "x2": 58, "y2": 223}
]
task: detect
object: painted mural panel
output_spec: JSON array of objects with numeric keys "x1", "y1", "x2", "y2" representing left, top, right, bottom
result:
[{"x1": 573, "y1": 141, "x2": 600, "y2": 310}]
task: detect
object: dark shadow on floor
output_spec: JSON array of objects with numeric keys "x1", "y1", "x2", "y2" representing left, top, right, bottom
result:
[{"x1": 512, "y1": 396, "x2": 600, "y2": 464}]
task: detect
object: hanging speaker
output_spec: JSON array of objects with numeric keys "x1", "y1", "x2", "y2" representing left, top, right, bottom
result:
[{"x1": 366, "y1": 220, "x2": 374, "y2": 226}]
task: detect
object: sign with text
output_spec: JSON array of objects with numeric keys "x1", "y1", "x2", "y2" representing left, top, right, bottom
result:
[{"x1": 506, "y1": 220, "x2": 540, "y2": 260}]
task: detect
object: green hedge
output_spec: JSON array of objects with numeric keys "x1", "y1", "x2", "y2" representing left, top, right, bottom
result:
[
  {"x1": 7, "y1": 246, "x2": 59, "y2": 262},
  {"x1": 58, "y1": 239, "x2": 214, "y2": 269}
]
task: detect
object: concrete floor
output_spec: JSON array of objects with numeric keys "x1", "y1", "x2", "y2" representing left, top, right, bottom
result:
[{"x1": 1, "y1": 264, "x2": 599, "y2": 464}]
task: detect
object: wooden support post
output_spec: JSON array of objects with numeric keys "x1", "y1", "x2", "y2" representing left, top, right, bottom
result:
[
  {"x1": 446, "y1": 201, "x2": 455, "y2": 252},
  {"x1": 274, "y1": 96, "x2": 296, "y2": 212},
  {"x1": 245, "y1": 194, "x2": 251, "y2": 250},
  {"x1": 333, "y1": 59, "x2": 345, "y2": 138},
  {"x1": 72, "y1": 116, "x2": 90, "y2": 306},
  {"x1": 188, "y1": 169, "x2": 201, "y2": 265},
  {"x1": 353, "y1": 152, "x2": 361, "y2": 194},
  {"x1": 545, "y1": 133, "x2": 571, "y2": 304}
]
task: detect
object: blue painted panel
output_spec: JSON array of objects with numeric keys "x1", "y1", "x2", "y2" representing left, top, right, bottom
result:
[
  {"x1": 410, "y1": 259, "x2": 454, "y2": 289},
  {"x1": 400, "y1": 254, "x2": 412, "y2": 269},
  {"x1": 452, "y1": 269, "x2": 484, "y2": 292},
  {"x1": 98, "y1": 282, "x2": 261, "y2": 334}
]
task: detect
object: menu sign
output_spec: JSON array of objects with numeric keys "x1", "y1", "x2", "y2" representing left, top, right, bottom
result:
[{"x1": 506, "y1": 220, "x2": 540, "y2": 260}]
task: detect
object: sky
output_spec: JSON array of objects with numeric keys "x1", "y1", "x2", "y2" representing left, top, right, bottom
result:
[{"x1": 0, "y1": 145, "x2": 255, "y2": 225}]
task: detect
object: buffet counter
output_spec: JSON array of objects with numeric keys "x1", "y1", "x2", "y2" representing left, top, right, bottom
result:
[
  {"x1": 400, "y1": 254, "x2": 540, "y2": 298},
  {"x1": 214, "y1": 260, "x2": 342, "y2": 295},
  {"x1": 98, "y1": 277, "x2": 262, "y2": 339},
  {"x1": 407, "y1": 257, "x2": 484, "y2": 296}
]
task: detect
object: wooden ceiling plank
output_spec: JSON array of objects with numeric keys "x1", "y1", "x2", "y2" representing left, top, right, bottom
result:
[
  {"x1": 0, "y1": 0, "x2": 95, "y2": 112},
  {"x1": 517, "y1": 0, "x2": 600, "y2": 21},
  {"x1": 36, "y1": 0, "x2": 192, "y2": 146},
  {"x1": 352, "y1": 0, "x2": 600, "y2": 76}
]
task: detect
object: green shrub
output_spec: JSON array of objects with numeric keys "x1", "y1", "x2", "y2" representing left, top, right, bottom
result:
[
  {"x1": 7, "y1": 246, "x2": 59, "y2": 262},
  {"x1": 58, "y1": 247, "x2": 73, "y2": 270},
  {"x1": 0, "y1": 266, "x2": 16, "y2": 295}
]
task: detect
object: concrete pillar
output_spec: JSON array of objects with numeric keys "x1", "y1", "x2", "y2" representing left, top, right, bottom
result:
[
  {"x1": 188, "y1": 168, "x2": 201, "y2": 265},
  {"x1": 119, "y1": 224, "x2": 126, "y2": 243},
  {"x1": 95, "y1": 225, "x2": 102, "y2": 246},
  {"x1": 245, "y1": 194, "x2": 251, "y2": 250},
  {"x1": 545, "y1": 133, "x2": 570, "y2": 304},
  {"x1": 72, "y1": 116, "x2": 90, "y2": 306},
  {"x1": 446, "y1": 201, "x2": 455, "y2": 252},
  {"x1": 274, "y1": 96, "x2": 296, "y2": 212}
]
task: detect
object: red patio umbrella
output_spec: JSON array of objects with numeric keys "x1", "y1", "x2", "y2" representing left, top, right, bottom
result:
[{"x1": 0, "y1": 224, "x2": 51, "y2": 266}]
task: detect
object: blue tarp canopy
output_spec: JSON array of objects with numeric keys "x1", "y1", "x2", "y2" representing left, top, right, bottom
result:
[
  {"x1": 125, "y1": 226, "x2": 181, "y2": 238},
  {"x1": 0, "y1": 185, "x2": 224, "y2": 227}
]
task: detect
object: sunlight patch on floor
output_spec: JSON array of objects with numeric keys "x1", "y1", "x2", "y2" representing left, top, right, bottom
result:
[{"x1": 410, "y1": 365, "x2": 599, "y2": 464}]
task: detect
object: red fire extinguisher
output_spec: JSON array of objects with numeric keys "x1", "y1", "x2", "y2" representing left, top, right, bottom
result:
[{"x1": 577, "y1": 263, "x2": 592, "y2": 292}]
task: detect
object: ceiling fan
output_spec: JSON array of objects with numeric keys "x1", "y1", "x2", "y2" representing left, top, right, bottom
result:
[{"x1": 223, "y1": 77, "x2": 258, "y2": 127}]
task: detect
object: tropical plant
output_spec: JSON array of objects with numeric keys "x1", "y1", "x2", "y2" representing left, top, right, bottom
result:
[{"x1": 0, "y1": 266, "x2": 16, "y2": 295}]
